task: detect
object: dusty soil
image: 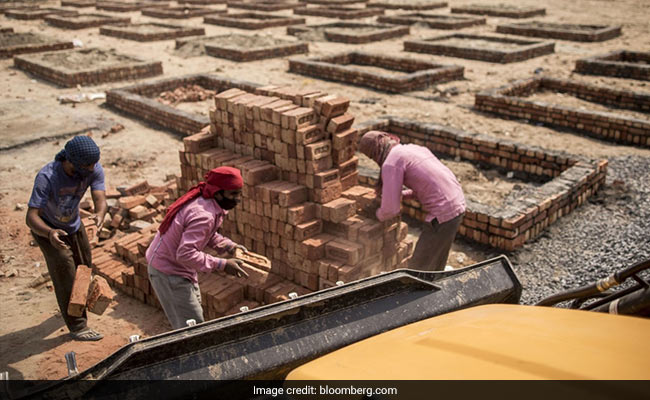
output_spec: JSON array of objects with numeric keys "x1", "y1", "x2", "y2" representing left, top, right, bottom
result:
[
  {"x1": 0, "y1": 32, "x2": 51, "y2": 46},
  {"x1": 208, "y1": 33, "x2": 299, "y2": 48},
  {"x1": 526, "y1": 90, "x2": 650, "y2": 122},
  {"x1": 522, "y1": 22, "x2": 614, "y2": 31},
  {"x1": 430, "y1": 36, "x2": 530, "y2": 50},
  {"x1": 1, "y1": 0, "x2": 649, "y2": 382},
  {"x1": 343, "y1": 63, "x2": 411, "y2": 76},
  {"x1": 326, "y1": 26, "x2": 391, "y2": 34},
  {"x1": 39, "y1": 48, "x2": 143, "y2": 70}
]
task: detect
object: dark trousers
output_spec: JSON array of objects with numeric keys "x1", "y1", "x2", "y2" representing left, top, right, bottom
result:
[
  {"x1": 32, "y1": 225, "x2": 92, "y2": 333},
  {"x1": 409, "y1": 213, "x2": 464, "y2": 272}
]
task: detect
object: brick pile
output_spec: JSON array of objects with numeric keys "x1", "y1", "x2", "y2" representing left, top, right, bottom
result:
[
  {"x1": 356, "y1": 117, "x2": 608, "y2": 251},
  {"x1": 475, "y1": 77, "x2": 650, "y2": 148},
  {"x1": 575, "y1": 50, "x2": 650, "y2": 81},
  {"x1": 496, "y1": 21, "x2": 622, "y2": 42},
  {"x1": 178, "y1": 86, "x2": 414, "y2": 292}
]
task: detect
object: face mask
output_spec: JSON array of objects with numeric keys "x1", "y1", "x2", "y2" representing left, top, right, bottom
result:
[
  {"x1": 215, "y1": 194, "x2": 239, "y2": 210},
  {"x1": 74, "y1": 165, "x2": 93, "y2": 179}
]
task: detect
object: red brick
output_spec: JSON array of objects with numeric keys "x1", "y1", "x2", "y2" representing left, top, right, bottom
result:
[
  {"x1": 287, "y1": 202, "x2": 318, "y2": 225},
  {"x1": 124, "y1": 180, "x2": 150, "y2": 196},
  {"x1": 304, "y1": 140, "x2": 332, "y2": 161},
  {"x1": 296, "y1": 124, "x2": 325, "y2": 145},
  {"x1": 118, "y1": 195, "x2": 146, "y2": 209},
  {"x1": 305, "y1": 168, "x2": 340, "y2": 189},
  {"x1": 278, "y1": 183, "x2": 308, "y2": 207},
  {"x1": 294, "y1": 219, "x2": 322, "y2": 241},
  {"x1": 298, "y1": 233, "x2": 335, "y2": 260},
  {"x1": 311, "y1": 181, "x2": 342, "y2": 204},
  {"x1": 332, "y1": 128, "x2": 358, "y2": 150},
  {"x1": 215, "y1": 88, "x2": 246, "y2": 109},
  {"x1": 87, "y1": 275, "x2": 115, "y2": 315},
  {"x1": 326, "y1": 113, "x2": 355, "y2": 134},
  {"x1": 317, "y1": 96, "x2": 349, "y2": 118},
  {"x1": 340, "y1": 171, "x2": 359, "y2": 191},
  {"x1": 234, "y1": 248, "x2": 272, "y2": 272},
  {"x1": 67, "y1": 265, "x2": 93, "y2": 317},
  {"x1": 321, "y1": 198, "x2": 356, "y2": 223},
  {"x1": 338, "y1": 156, "x2": 358, "y2": 178},
  {"x1": 183, "y1": 130, "x2": 216, "y2": 154},
  {"x1": 325, "y1": 239, "x2": 363, "y2": 266},
  {"x1": 244, "y1": 163, "x2": 279, "y2": 186}
]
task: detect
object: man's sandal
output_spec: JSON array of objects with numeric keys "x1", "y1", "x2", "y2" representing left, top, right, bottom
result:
[{"x1": 71, "y1": 328, "x2": 104, "y2": 341}]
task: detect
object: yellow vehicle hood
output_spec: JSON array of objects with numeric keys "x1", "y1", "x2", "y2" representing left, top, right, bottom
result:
[{"x1": 287, "y1": 304, "x2": 650, "y2": 380}]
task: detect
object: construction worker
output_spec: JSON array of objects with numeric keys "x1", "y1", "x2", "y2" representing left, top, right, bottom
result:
[
  {"x1": 359, "y1": 131, "x2": 466, "y2": 271},
  {"x1": 26, "y1": 135, "x2": 107, "y2": 341},
  {"x1": 146, "y1": 166, "x2": 249, "y2": 330}
]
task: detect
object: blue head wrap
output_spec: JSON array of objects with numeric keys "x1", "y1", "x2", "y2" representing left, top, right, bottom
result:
[{"x1": 55, "y1": 136, "x2": 100, "y2": 168}]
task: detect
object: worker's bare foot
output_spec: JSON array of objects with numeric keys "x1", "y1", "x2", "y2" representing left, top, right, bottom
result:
[{"x1": 71, "y1": 328, "x2": 104, "y2": 341}]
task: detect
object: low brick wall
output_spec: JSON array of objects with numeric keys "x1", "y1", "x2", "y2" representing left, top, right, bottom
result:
[
  {"x1": 575, "y1": 50, "x2": 650, "y2": 81},
  {"x1": 0, "y1": 28, "x2": 14, "y2": 33},
  {"x1": 294, "y1": 6, "x2": 384, "y2": 19},
  {"x1": 451, "y1": 5, "x2": 545, "y2": 18},
  {"x1": 497, "y1": 22, "x2": 622, "y2": 42},
  {"x1": 185, "y1": 0, "x2": 226, "y2": 4},
  {"x1": 106, "y1": 74, "x2": 260, "y2": 135},
  {"x1": 0, "y1": 34, "x2": 74, "y2": 58},
  {"x1": 404, "y1": 33, "x2": 554, "y2": 63},
  {"x1": 228, "y1": 1, "x2": 302, "y2": 11},
  {"x1": 100, "y1": 23, "x2": 205, "y2": 41},
  {"x1": 14, "y1": 48, "x2": 162, "y2": 87},
  {"x1": 205, "y1": 40, "x2": 308, "y2": 62},
  {"x1": 475, "y1": 77, "x2": 650, "y2": 148},
  {"x1": 378, "y1": 13, "x2": 485, "y2": 29},
  {"x1": 97, "y1": 2, "x2": 164, "y2": 12},
  {"x1": 366, "y1": 1, "x2": 447, "y2": 10},
  {"x1": 60, "y1": 0, "x2": 95, "y2": 7},
  {"x1": 6, "y1": 8, "x2": 77, "y2": 20},
  {"x1": 300, "y1": 0, "x2": 368, "y2": 4},
  {"x1": 355, "y1": 117, "x2": 607, "y2": 251},
  {"x1": 45, "y1": 13, "x2": 130, "y2": 29},
  {"x1": 205, "y1": 12, "x2": 305, "y2": 29},
  {"x1": 142, "y1": 6, "x2": 226, "y2": 18},
  {"x1": 288, "y1": 51, "x2": 463, "y2": 93},
  {"x1": 288, "y1": 22, "x2": 409, "y2": 44}
]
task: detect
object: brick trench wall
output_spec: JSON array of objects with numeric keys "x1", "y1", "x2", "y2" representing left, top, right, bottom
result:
[
  {"x1": 475, "y1": 77, "x2": 650, "y2": 148},
  {"x1": 142, "y1": 8, "x2": 224, "y2": 18},
  {"x1": 355, "y1": 118, "x2": 607, "y2": 251},
  {"x1": 14, "y1": 53, "x2": 162, "y2": 87},
  {"x1": 205, "y1": 41, "x2": 308, "y2": 62},
  {"x1": 99, "y1": 25, "x2": 206, "y2": 41},
  {"x1": 0, "y1": 40, "x2": 73, "y2": 58},
  {"x1": 106, "y1": 75, "x2": 260, "y2": 135},
  {"x1": 496, "y1": 23, "x2": 622, "y2": 42},
  {"x1": 377, "y1": 14, "x2": 486, "y2": 30},
  {"x1": 366, "y1": 1, "x2": 447, "y2": 10},
  {"x1": 404, "y1": 35, "x2": 554, "y2": 63},
  {"x1": 287, "y1": 24, "x2": 409, "y2": 44},
  {"x1": 450, "y1": 6, "x2": 545, "y2": 18},
  {"x1": 44, "y1": 15, "x2": 131, "y2": 29},
  {"x1": 204, "y1": 14, "x2": 305, "y2": 29},
  {"x1": 293, "y1": 7, "x2": 384, "y2": 19},
  {"x1": 575, "y1": 50, "x2": 650, "y2": 81},
  {"x1": 5, "y1": 9, "x2": 78, "y2": 19},
  {"x1": 178, "y1": 87, "x2": 414, "y2": 296},
  {"x1": 288, "y1": 52, "x2": 464, "y2": 93},
  {"x1": 228, "y1": 2, "x2": 301, "y2": 11}
]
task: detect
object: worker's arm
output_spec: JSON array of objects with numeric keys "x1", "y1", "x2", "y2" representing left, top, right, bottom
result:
[
  {"x1": 91, "y1": 189, "x2": 107, "y2": 228},
  {"x1": 376, "y1": 164, "x2": 404, "y2": 222},
  {"x1": 175, "y1": 211, "x2": 228, "y2": 272},
  {"x1": 26, "y1": 207, "x2": 69, "y2": 250},
  {"x1": 207, "y1": 231, "x2": 237, "y2": 255}
]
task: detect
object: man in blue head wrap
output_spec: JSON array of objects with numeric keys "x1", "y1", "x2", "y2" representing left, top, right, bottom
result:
[{"x1": 26, "y1": 135, "x2": 107, "y2": 341}]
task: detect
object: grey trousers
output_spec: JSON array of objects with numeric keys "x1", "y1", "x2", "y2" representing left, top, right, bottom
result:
[
  {"x1": 32, "y1": 226, "x2": 92, "y2": 333},
  {"x1": 409, "y1": 213, "x2": 464, "y2": 272},
  {"x1": 148, "y1": 265, "x2": 204, "y2": 330}
]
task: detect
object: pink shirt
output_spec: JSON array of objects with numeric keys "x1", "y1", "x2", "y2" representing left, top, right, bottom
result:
[
  {"x1": 376, "y1": 144, "x2": 466, "y2": 224},
  {"x1": 146, "y1": 196, "x2": 235, "y2": 284}
]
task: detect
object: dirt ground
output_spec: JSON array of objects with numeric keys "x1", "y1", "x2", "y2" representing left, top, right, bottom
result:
[{"x1": 1, "y1": 0, "x2": 649, "y2": 381}]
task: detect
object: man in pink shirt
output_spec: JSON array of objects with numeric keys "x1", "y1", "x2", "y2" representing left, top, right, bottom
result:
[
  {"x1": 146, "y1": 166, "x2": 249, "y2": 329},
  {"x1": 359, "y1": 131, "x2": 466, "y2": 271}
]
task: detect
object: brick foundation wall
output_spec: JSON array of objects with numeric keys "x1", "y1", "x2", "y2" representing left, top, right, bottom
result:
[
  {"x1": 0, "y1": 38, "x2": 74, "y2": 58},
  {"x1": 228, "y1": 1, "x2": 302, "y2": 11},
  {"x1": 106, "y1": 74, "x2": 260, "y2": 135},
  {"x1": 287, "y1": 22, "x2": 409, "y2": 44},
  {"x1": 99, "y1": 23, "x2": 205, "y2": 41},
  {"x1": 14, "y1": 49, "x2": 162, "y2": 87},
  {"x1": 45, "y1": 14, "x2": 131, "y2": 29},
  {"x1": 355, "y1": 117, "x2": 607, "y2": 251},
  {"x1": 450, "y1": 5, "x2": 545, "y2": 18},
  {"x1": 5, "y1": 8, "x2": 78, "y2": 20},
  {"x1": 205, "y1": 41, "x2": 308, "y2": 62},
  {"x1": 294, "y1": 6, "x2": 384, "y2": 19},
  {"x1": 496, "y1": 22, "x2": 622, "y2": 42},
  {"x1": 404, "y1": 33, "x2": 555, "y2": 63},
  {"x1": 475, "y1": 77, "x2": 650, "y2": 148},
  {"x1": 205, "y1": 12, "x2": 305, "y2": 29},
  {"x1": 288, "y1": 51, "x2": 463, "y2": 93},
  {"x1": 575, "y1": 50, "x2": 650, "y2": 81},
  {"x1": 60, "y1": 0, "x2": 95, "y2": 7},
  {"x1": 366, "y1": 1, "x2": 447, "y2": 10},
  {"x1": 142, "y1": 7, "x2": 225, "y2": 18},
  {"x1": 378, "y1": 13, "x2": 485, "y2": 29}
]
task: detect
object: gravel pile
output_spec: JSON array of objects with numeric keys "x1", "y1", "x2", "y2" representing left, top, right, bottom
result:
[{"x1": 511, "y1": 155, "x2": 650, "y2": 305}]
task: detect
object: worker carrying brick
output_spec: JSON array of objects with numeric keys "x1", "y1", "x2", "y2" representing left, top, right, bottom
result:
[
  {"x1": 146, "y1": 166, "x2": 249, "y2": 330},
  {"x1": 26, "y1": 136, "x2": 107, "y2": 341},
  {"x1": 359, "y1": 131, "x2": 466, "y2": 271}
]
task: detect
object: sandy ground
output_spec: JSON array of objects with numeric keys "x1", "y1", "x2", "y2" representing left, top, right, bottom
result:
[{"x1": 1, "y1": 0, "x2": 649, "y2": 381}]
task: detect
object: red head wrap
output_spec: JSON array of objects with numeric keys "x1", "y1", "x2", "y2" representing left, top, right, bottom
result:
[{"x1": 159, "y1": 166, "x2": 243, "y2": 234}]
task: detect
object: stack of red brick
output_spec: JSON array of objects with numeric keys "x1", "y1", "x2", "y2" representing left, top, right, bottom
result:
[{"x1": 179, "y1": 85, "x2": 414, "y2": 293}]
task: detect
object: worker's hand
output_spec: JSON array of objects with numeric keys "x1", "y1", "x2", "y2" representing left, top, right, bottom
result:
[
  {"x1": 48, "y1": 229, "x2": 70, "y2": 250},
  {"x1": 91, "y1": 214, "x2": 102, "y2": 229},
  {"x1": 229, "y1": 244, "x2": 248, "y2": 256},
  {"x1": 223, "y1": 259, "x2": 249, "y2": 278}
]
